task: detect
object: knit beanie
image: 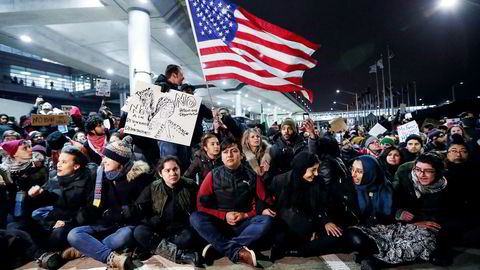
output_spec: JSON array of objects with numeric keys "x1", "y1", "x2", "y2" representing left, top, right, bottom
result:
[
  {"x1": 32, "y1": 145, "x2": 47, "y2": 157},
  {"x1": 2, "y1": 130, "x2": 21, "y2": 140},
  {"x1": 103, "y1": 135, "x2": 134, "y2": 165},
  {"x1": 428, "y1": 128, "x2": 444, "y2": 140},
  {"x1": 291, "y1": 151, "x2": 319, "y2": 178},
  {"x1": 364, "y1": 136, "x2": 378, "y2": 149},
  {"x1": 380, "y1": 137, "x2": 395, "y2": 146},
  {"x1": 281, "y1": 118, "x2": 297, "y2": 134},
  {"x1": 70, "y1": 106, "x2": 81, "y2": 116},
  {"x1": 28, "y1": 131, "x2": 42, "y2": 140},
  {"x1": 405, "y1": 134, "x2": 423, "y2": 146},
  {"x1": 47, "y1": 131, "x2": 69, "y2": 151},
  {"x1": 1, "y1": 139, "x2": 24, "y2": 157}
]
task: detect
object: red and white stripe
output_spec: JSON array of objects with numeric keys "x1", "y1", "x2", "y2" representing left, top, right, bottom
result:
[{"x1": 197, "y1": 7, "x2": 319, "y2": 103}]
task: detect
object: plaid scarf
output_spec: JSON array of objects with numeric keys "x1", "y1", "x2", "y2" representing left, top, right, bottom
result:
[{"x1": 411, "y1": 170, "x2": 447, "y2": 198}]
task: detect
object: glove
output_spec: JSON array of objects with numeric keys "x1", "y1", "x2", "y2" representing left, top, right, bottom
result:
[
  {"x1": 102, "y1": 207, "x2": 125, "y2": 224},
  {"x1": 395, "y1": 210, "x2": 414, "y2": 221}
]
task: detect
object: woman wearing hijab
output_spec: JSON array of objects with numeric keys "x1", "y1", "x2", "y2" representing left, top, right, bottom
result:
[
  {"x1": 242, "y1": 128, "x2": 272, "y2": 176},
  {"x1": 378, "y1": 146, "x2": 405, "y2": 183},
  {"x1": 349, "y1": 153, "x2": 448, "y2": 269},
  {"x1": 267, "y1": 151, "x2": 344, "y2": 261}
]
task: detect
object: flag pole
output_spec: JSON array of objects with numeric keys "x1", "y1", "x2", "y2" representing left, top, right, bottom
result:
[
  {"x1": 387, "y1": 46, "x2": 394, "y2": 116},
  {"x1": 380, "y1": 55, "x2": 386, "y2": 116},
  {"x1": 184, "y1": 0, "x2": 214, "y2": 107},
  {"x1": 374, "y1": 65, "x2": 380, "y2": 117}
]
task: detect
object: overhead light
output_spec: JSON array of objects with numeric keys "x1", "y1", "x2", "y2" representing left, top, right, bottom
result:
[
  {"x1": 459, "y1": 81, "x2": 464, "y2": 85},
  {"x1": 244, "y1": 94, "x2": 248, "y2": 97},
  {"x1": 267, "y1": 103, "x2": 271, "y2": 106},
  {"x1": 333, "y1": 101, "x2": 337, "y2": 104},
  {"x1": 106, "y1": 68, "x2": 114, "y2": 74},
  {"x1": 330, "y1": 108, "x2": 333, "y2": 110},
  {"x1": 138, "y1": 0, "x2": 148, "y2": 3},
  {"x1": 166, "y1": 28, "x2": 175, "y2": 36},
  {"x1": 19, "y1": 35, "x2": 32, "y2": 43},
  {"x1": 40, "y1": 75, "x2": 50, "y2": 78},
  {"x1": 336, "y1": 89, "x2": 340, "y2": 93},
  {"x1": 217, "y1": 101, "x2": 221, "y2": 105},
  {"x1": 20, "y1": 71, "x2": 31, "y2": 75},
  {"x1": 477, "y1": 96, "x2": 480, "y2": 99},
  {"x1": 238, "y1": 91, "x2": 242, "y2": 94},
  {"x1": 258, "y1": 99, "x2": 261, "y2": 102},
  {"x1": 438, "y1": 0, "x2": 458, "y2": 10},
  {"x1": 222, "y1": 81, "x2": 227, "y2": 85}
]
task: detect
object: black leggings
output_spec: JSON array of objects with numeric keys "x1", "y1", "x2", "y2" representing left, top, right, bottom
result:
[{"x1": 345, "y1": 227, "x2": 379, "y2": 255}]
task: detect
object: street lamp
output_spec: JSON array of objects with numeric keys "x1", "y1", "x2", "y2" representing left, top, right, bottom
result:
[
  {"x1": 336, "y1": 89, "x2": 358, "y2": 123},
  {"x1": 451, "y1": 81, "x2": 464, "y2": 102},
  {"x1": 438, "y1": 0, "x2": 459, "y2": 10}
]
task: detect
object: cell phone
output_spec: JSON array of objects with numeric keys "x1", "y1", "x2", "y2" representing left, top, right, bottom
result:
[{"x1": 303, "y1": 113, "x2": 309, "y2": 120}]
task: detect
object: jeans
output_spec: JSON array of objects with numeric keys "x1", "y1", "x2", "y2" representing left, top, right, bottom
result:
[
  {"x1": 31, "y1": 206, "x2": 54, "y2": 222},
  {"x1": 133, "y1": 224, "x2": 203, "y2": 252},
  {"x1": 67, "y1": 224, "x2": 135, "y2": 263},
  {"x1": 190, "y1": 211, "x2": 273, "y2": 262}
]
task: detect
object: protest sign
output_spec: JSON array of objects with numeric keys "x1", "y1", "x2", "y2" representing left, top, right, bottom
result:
[
  {"x1": 61, "y1": 105, "x2": 73, "y2": 115},
  {"x1": 397, "y1": 120, "x2": 420, "y2": 143},
  {"x1": 329, "y1": 117, "x2": 347, "y2": 133},
  {"x1": 124, "y1": 81, "x2": 202, "y2": 146},
  {"x1": 368, "y1": 123, "x2": 387, "y2": 137},
  {"x1": 95, "y1": 79, "x2": 111, "y2": 97},
  {"x1": 31, "y1": 114, "x2": 69, "y2": 126}
]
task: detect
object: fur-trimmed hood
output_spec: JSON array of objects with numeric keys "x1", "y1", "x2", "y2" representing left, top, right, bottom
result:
[
  {"x1": 127, "y1": 160, "x2": 151, "y2": 182},
  {"x1": 243, "y1": 140, "x2": 272, "y2": 176}
]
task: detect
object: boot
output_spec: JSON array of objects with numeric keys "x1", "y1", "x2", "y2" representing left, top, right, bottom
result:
[
  {"x1": 37, "y1": 252, "x2": 63, "y2": 270},
  {"x1": 106, "y1": 251, "x2": 134, "y2": 270},
  {"x1": 176, "y1": 250, "x2": 200, "y2": 266},
  {"x1": 61, "y1": 247, "x2": 83, "y2": 260},
  {"x1": 238, "y1": 246, "x2": 256, "y2": 267},
  {"x1": 201, "y1": 243, "x2": 222, "y2": 265},
  {"x1": 154, "y1": 239, "x2": 200, "y2": 266}
]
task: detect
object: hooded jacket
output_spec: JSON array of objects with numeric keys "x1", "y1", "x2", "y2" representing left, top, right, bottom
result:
[{"x1": 183, "y1": 149, "x2": 221, "y2": 183}]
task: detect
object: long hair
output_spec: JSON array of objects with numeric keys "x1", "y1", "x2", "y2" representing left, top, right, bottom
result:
[{"x1": 241, "y1": 128, "x2": 262, "y2": 154}]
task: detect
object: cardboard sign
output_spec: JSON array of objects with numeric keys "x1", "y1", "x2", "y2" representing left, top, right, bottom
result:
[
  {"x1": 95, "y1": 79, "x2": 111, "y2": 97},
  {"x1": 329, "y1": 117, "x2": 347, "y2": 133},
  {"x1": 31, "y1": 114, "x2": 69, "y2": 126},
  {"x1": 124, "y1": 81, "x2": 202, "y2": 146},
  {"x1": 397, "y1": 120, "x2": 420, "y2": 143},
  {"x1": 368, "y1": 123, "x2": 387, "y2": 137}
]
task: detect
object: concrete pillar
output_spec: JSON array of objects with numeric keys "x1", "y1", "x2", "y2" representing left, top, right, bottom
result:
[
  {"x1": 128, "y1": 8, "x2": 152, "y2": 95},
  {"x1": 235, "y1": 94, "x2": 242, "y2": 116},
  {"x1": 273, "y1": 106, "x2": 278, "y2": 123}
]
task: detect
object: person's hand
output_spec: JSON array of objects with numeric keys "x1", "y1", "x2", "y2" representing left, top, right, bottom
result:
[
  {"x1": 262, "y1": 208, "x2": 276, "y2": 217},
  {"x1": 324, "y1": 222, "x2": 343, "y2": 237},
  {"x1": 304, "y1": 119, "x2": 314, "y2": 134},
  {"x1": 310, "y1": 232, "x2": 317, "y2": 241},
  {"x1": 415, "y1": 221, "x2": 441, "y2": 231},
  {"x1": 28, "y1": 185, "x2": 44, "y2": 197},
  {"x1": 53, "y1": 220, "x2": 65, "y2": 229},
  {"x1": 260, "y1": 160, "x2": 270, "y2": 175},
  {"x1": 35, "y1": 97, "x2": 44, "y2": 106},
  {"x1": 396, "y1": 210, "x2": 414, "y2": 222},
  {"x1": 226, "y1": 212, "x2": 240, "y2": 225}
]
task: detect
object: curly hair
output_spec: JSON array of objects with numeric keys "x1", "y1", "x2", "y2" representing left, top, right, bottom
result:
[{"x1": 85, "y1": 115, "x2": 104, "y2": 134}]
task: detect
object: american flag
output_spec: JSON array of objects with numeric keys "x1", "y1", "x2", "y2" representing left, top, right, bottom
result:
[{"x1": 185, "y1": 0, "x2": 319, "y2": 102}]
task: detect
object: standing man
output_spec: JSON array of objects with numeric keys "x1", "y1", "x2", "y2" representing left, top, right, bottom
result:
[{"x1": 424, "y1": 129, "x2": 447, "y2": 153}]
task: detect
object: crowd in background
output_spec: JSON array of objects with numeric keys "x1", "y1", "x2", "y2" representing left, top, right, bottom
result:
[{"x1": 0, "y1": 64, "x2": 480, "y2": 270}]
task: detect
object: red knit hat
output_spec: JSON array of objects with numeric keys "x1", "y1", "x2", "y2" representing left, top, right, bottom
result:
[{"x1": 1, "y1": 139, "x2": 24, "y2": 157}]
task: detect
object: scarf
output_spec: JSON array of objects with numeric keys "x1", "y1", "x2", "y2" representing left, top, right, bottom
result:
[
  {"x1": 1, "y1": 157, "x2": 33, "y2": 179},
  {"x1": 92, "y1": 161, "x2": 133, "y2": 207},
  {"x1": 410, "y1": 170, "x2": 447, "y2": 198},
  {"x1": 57, "y1": 168, "x2": 86, "y2": 187},
  {"x1": 87, "y1": 134, "x2": 107, "y2": 158},
  {"x1": 354, "y1": 155, "x2": 393, "y2": 218}
]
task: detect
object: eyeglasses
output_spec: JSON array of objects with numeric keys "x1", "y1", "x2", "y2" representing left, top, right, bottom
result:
[
  {"x1": 448, "y1": 149, "x2": 468, "y2": 155},
  {"x1": 413, "y1": 167, "x2": 435, "y2": 176}
]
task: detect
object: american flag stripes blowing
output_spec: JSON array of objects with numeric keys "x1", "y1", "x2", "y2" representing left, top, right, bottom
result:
[{"x1": 185, "y1": 0, "x2": 319, "y2": 103}]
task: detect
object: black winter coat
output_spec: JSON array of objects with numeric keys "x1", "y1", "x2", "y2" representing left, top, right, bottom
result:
[
  {"x1": 183, "y1": 150, "x2": 221, "y2": 184},
  {"x1": 269, "y1": 134, "x2": 307, "y2": 177}
]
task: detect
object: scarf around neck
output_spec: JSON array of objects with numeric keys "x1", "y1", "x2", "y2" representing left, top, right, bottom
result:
[
  {"x1": 410, "y1": 170, "x2": 447, "y2": 198},
  {"x1": 2, "y1": 157, "x2": 32, "y2": 173},
  {"x1": 87, "y1": 134, "x2": 107, "y2": 158}
]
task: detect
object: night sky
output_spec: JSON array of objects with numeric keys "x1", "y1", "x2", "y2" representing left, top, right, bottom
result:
[{"x1": 232, "y1": 0, "x2": 480, "y2": 111}]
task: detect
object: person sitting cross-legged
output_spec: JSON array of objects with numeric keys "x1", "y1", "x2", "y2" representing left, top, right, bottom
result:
[{"x1": 190, "y1": 138, "x2": 274, "y2": 267}]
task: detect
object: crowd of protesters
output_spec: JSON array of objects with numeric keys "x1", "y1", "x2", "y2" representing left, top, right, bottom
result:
[{"x1": 0, "y1": 64, "x2": 479, "y2": 270}]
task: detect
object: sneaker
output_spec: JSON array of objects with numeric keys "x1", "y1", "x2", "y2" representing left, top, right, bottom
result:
[
  {"x1": 201, "y1": 244, "x2": 221, "y2": 265},
  {"x1": 61, "y1": 247, "x2": 83, "y2": 260},
  {"x1": 238, "y1": 246, "x2": 256, "y2": 267},
  {"x1": 37, "y1": 252, "x2": 63, "y2": 270}
]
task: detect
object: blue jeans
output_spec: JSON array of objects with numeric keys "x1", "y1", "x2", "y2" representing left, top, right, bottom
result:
[
  {"x1": 32, "y1": 206, "x2": 54, "y2": 222},
  {"x1": 67, "y1": 224, "x2": 135, "y2": 263},
  {"x1": 190, "y1": 211, "x2": 273, "y2": 262}
]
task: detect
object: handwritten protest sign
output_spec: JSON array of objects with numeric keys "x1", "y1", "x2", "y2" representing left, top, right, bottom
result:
[
  {"x1": 397, "y1": 120, "x2": 420, "y2": 143},
  {"x1": 95, "y1": 79, "x2": 111, "y2": 97},
  {"x1": 368, "y1": 123, "x2": 387, "y2": 137},
  {"x1": 31, "y1": 114, "x2": 69, "y2": 126},
  {"x1": 124, "y1": 81, "x2": 202, "y2": 146}
]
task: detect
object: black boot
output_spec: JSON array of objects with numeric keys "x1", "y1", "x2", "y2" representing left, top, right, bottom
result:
[
  {"x1": 176, "y1": 250, "x2": 200, "y2": 266},
  {"x1": 360, "y1": 257, "x2": 380, "y2": 270},
  {"x1": 154, "y1": 239, "x2": 199, "y2": 266},
  {"x1": 37, "y1": 252, "x2": 64, "y2": 270}
]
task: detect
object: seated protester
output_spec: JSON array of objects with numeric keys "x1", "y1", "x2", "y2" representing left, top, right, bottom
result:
[
  {"x1": 378, "y1": 146, "x2": 405, "y2": 184},
  {"x1": 190, "y1": 138, "x2": 273, "y2": 267},
  {"x1": 268, "y1": 152, "x2": 344, "y2": 261},
  {"x1": 29, "y1": 131, "x2": 46, "y2": 147},
  {"x1": 434, "y1": 134, "x2": 480, "y2": 265},
  {"x1": 84, "y1": 115, "x2": 109, "y2": 165},
  {"x1": 241, "y1": 128, "x2": 272, "y2": 176},
  {"x1": 184, "y1": 133, "x2": 221, "y2": 184},
  {"x1": 1, "y1": 140, "x2": 48, "y2": 227},
  {"x1": 131, "y1": 156, "x2": 201, "y2": 265},
  {"x1": 358, "y1": 153, "x2": 447, "y2": 268},
  {"x1": 25, "y1": 146, "x2": 93, "y2": 268},
  {"x1": 67, "y1": 136, "x2": 152, "y2": 269},
  {"x1": 269, "y1": 118, "x2": 306, "y2": 177},
  {"x1": 212, "y1": 107, "x2": 245, "y2": 143},
  {"x1": 401, "y1": 134, "x2": 423, "y2": 162},
  {"x1": 424, "y1": 128, "x2": 447, "y2": 153}
]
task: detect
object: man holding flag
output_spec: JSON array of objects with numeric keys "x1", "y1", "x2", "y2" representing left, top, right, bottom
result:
[{"x1": 185, "y1": 0, "x2": 319, "y2": 103}]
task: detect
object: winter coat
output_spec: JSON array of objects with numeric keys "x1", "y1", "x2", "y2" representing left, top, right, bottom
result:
[
  {"x1": 75, "y1": 161, "x2": 153, "y2": 226},
  {"x1": 183, "y1": 149, "x2": 221, "y2": 184},
  {"x1": 243, "y1": 141, "x2": 272, "y2": 176},
  {"x1": 269, "y1": 133, "x2": 307, "y2": 177},
  {"x1": 213, "y1": 114, "x2": 245, "y2": 143},
  {"x1": 31, "y1": 167, "x2": 93, "y2": 228},
  {"x1": 443, "y1": 161, "x2": 479, "y2": 218},
  {"x1": 394, "y1": 161, "x2": 448, "y2": 223},
  {"x1": 316, "y1": 155, "x2": 348, "y2": 186},
  {"x1": 132, "y1": 176, "x2": 198, "y2": 230}
]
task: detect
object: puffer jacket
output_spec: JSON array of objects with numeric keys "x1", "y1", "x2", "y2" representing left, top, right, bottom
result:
[{"x1": 184, "y1": 149, "x2": 221, "y2": 184}]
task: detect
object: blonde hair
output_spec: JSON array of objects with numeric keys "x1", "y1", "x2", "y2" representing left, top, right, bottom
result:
[{"x1": 241, "y1": 128, "x2": 261, "y2": 153}]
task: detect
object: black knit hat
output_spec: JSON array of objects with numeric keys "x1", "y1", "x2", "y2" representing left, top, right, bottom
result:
[
  {"x1": 448, "y1": 134, "x2": 468, "y2": 150},
  {"x1": 405, "y1": 134, "x2": 423, "y2": 146},
  {"x1": 47, "y1": 131, "x2": 69, "y2": 151},
  {"x1": 103, "y1": 135, "x2": 134, "y2": 165}
]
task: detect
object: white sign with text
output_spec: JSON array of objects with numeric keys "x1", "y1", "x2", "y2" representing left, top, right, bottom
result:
[{"x1": 397, "y1": 120, "x2": 420, "y2": 143}]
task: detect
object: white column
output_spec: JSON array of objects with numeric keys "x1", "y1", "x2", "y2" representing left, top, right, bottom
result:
[
  {"x1": 273, "y1": 106, "x2": 278, "y2": 123},
  {"x1": 128, "y1": 8, "x2": 152, "y2": 95},
  {"x1": 235, "y1": 94, "x2": 242, "y2": 116}
]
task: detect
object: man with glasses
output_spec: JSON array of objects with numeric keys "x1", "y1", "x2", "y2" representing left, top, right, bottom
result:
[{"x1": 424, "y1": 128, "x2": 447, "y2": 153}]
